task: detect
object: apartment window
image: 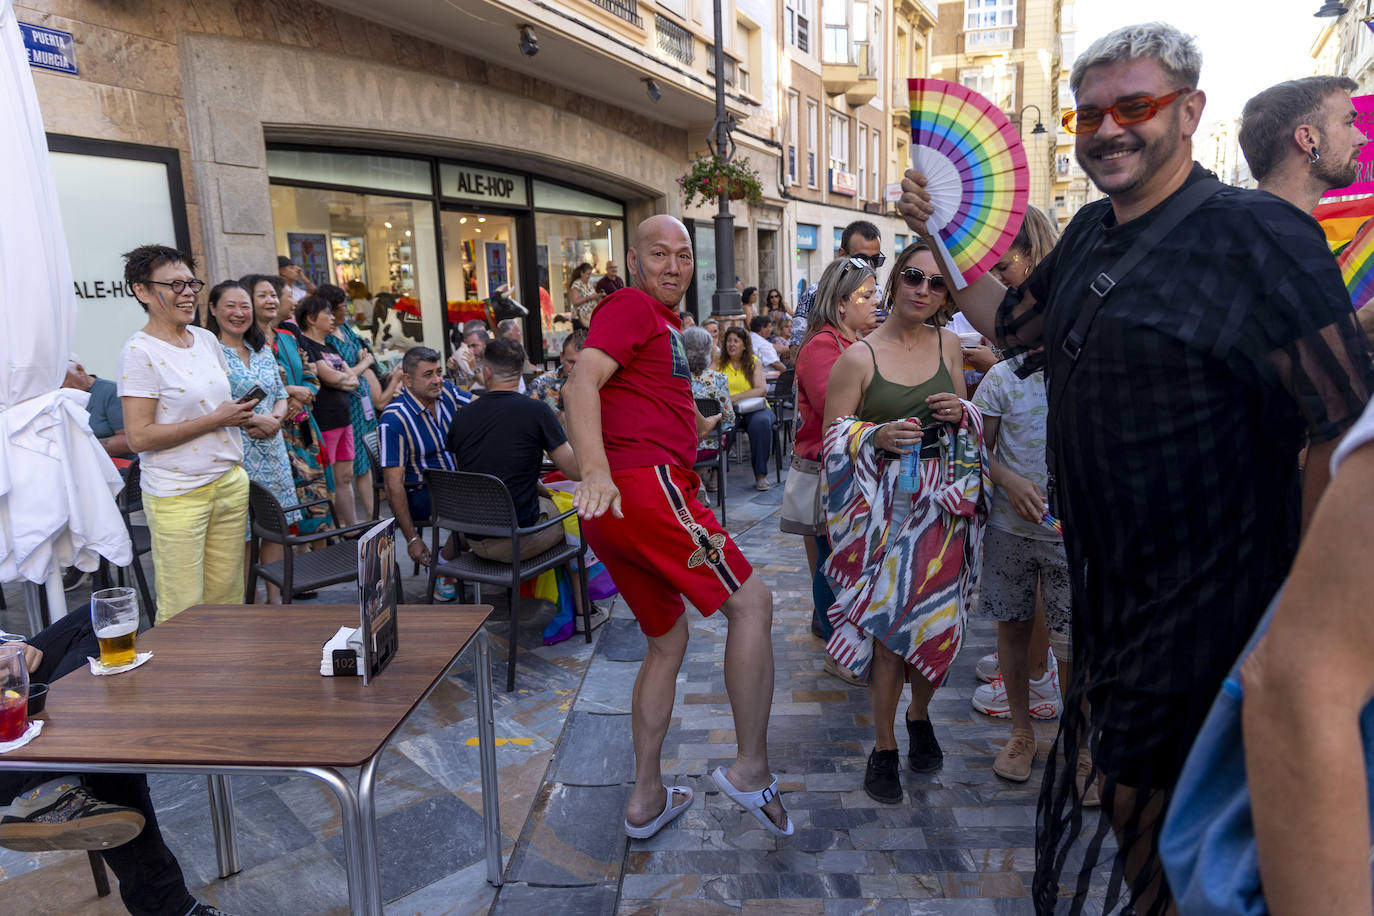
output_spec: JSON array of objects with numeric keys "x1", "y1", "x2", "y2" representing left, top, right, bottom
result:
[
  {"x1": 822, "y1": 0, "x2": 850, "y2": 64},
  {"x1": 589, "y1": 0, "x2": 643, "y2": 28},
  {"x1": 960, "y1": 65, "x2": 1015, "y2": 111},
  {"x1": 965, "y1": 0, "x2": 1015, "y2": 30},
  {"x1": 655, "y1": 15, "x2": 694, "y2": 64},
  {"x1": 787, "y1": 92, "x2": 800, "y2": 185},
  {"x1": 829, "y1": 111, "x2": 850, "y2": 171},
  {"x1": 806, "y1": 99, "x2": 819, "y2": 187},
  {"x1": 872, "y1": 131, "x2": 880, "y2": 200},
  {"x1": 858, "y1": 126, "x2": 867, "y2": 200},
  {"x1": 785, "y1": 0, "x2": 811, "y2": 54},
  {"x1": 735, "y1": 21, "x2": 754, "y2": 95}
]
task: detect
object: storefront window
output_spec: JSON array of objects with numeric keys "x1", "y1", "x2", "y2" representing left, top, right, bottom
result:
[
  {"x1": 534, "y1": 212, "x2": 624, "y2": 356},
  {"x1": 440, "y1": 211, "x2": 520, "y2": 334},
  {"x1": 268, "y1": 185, "x2": 441, "y2": 368}
]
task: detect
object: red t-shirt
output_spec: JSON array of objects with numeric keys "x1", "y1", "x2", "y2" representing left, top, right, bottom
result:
[
  {"x1": 586, "y1": 287, "x2": 696, "y2": 471},
  {"x1": 793, "y1": 325, "x2": 853, "y2": 461}
]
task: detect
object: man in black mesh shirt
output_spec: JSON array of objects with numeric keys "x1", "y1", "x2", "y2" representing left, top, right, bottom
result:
[{"x1": 901, "y1": 21, "x2": 1372, "y2": 916}]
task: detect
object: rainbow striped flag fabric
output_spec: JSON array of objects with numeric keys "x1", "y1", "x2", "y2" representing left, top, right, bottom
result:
[{"x1": 1337, "y1": 216, "x2": 1374, "y2": 311}]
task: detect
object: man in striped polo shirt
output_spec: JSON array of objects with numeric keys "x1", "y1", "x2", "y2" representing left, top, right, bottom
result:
[{"x1": 379, "y1": 346, "x2": 472, "y2": 599}]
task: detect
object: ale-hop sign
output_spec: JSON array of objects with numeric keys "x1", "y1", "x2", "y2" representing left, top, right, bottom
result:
[{"x1": 1321, "y1": 93, "x2": 1374, "y2": 199}]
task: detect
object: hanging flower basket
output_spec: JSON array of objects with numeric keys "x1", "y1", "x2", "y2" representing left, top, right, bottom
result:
[{"x1": 677, "y1": 154, "x2": 765, "y2": 208}]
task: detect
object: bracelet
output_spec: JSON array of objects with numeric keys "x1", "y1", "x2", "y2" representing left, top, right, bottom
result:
[{"x1": 407, "y1": 535, "x2": 423, "y2": 545}]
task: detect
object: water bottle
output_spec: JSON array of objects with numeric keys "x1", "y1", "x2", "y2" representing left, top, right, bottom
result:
[{"x1": 897, "y1": 448, "x2": 920, "y2": 493}]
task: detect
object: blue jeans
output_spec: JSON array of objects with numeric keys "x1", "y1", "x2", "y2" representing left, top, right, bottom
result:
[
  {"x1": 740, "y1": 407, "x2": 775, "y2": 478},
  {"x1": 812, "y1": 533, "x2": 836, "y2": 639}
]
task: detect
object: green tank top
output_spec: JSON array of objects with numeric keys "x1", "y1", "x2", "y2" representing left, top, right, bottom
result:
[{"x1": 857, "y1": 335, "x2": 953, "y2": 425}]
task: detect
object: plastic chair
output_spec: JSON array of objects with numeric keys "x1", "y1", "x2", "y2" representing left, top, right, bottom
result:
[
  {"x1": 360, "y1": 430, "x2": 388, "y2": 521},
  {"x1": 113, "y1": 459, "x2": 157, "y2": 628},
  {"x1": 767, "y1": 367, "x2": 796, "y2": 481},
  {"x1": 246, "y1": 482, "x2": 377, "y2": 603},
  {"x1": 693, "y1": 397, "x2": 729, "y2": 524},
  {"x1": 424, "y1": 470, "x2": 592, "y2": 692}
]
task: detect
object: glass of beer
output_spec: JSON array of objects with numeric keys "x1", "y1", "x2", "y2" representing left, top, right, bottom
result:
[
  {"x1": 0, "y1": 646, "x2": 29, "y2": 742},
  {"x1": 91, "y1": 587, "x2": 139, "y2": 669}
]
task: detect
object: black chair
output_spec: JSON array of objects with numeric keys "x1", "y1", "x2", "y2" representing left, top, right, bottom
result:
[
  {"x1": 767, "y1": 368, "x2": 797, "y2": 481},
  {"x1": 693, "y1": 397, "x2": 729, "y2": 524},
  {"x1": 360, "y1": 429, "x2": 388, "y2": 521},
  {"x1": 423, "y1": 470, "x2": 592, "y2": 692},
  {"x1": 246, "y1": 482, "x2": 378, "y2": 603},
  {"x1": 114, "y1": 459, "x2": 156, "y2": 627}
]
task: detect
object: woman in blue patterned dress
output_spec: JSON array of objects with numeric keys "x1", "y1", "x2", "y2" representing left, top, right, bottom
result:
[{"x1": 206, "y1": 280, "x2": 298, "y2": 603}]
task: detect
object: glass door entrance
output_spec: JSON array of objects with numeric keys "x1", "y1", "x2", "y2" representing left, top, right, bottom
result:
[{"x1": 441, "y1": 209, "x2": 523, "y2": 346}]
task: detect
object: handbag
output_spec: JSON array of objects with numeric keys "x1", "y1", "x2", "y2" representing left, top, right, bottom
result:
[{"x1": 779, "y1": 455, "x2": 824, "y2": 534}]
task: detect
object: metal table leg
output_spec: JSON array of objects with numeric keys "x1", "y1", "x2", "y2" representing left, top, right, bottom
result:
[
  {"x1": 357, "y1": 753, "x2": 384, "y2": 915},
  {"x1": 206, "y1": 774, "x2": 240, "y2": 877},
  {"x1": 474, "y1": 629, "x2": 503, "y2": 886},
  {"x1": 303, "y1": 766, "x2": 371, "y2": 916}
]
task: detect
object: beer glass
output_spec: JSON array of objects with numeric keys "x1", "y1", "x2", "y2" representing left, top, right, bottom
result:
[
  {"x1": 91, "y1": 587, "x2": 139, "y2": 668},
  {"x1": 0, "y1": 646, "x2": 29, "y2": 742}
]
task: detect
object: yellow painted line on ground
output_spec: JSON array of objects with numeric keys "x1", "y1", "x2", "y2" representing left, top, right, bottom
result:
[{"x1": 465, "y1": 737, "x2": 535, "y2": 747}]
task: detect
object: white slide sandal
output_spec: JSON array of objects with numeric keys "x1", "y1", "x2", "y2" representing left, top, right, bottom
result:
[
  {"x1": 623, "y1": 784, "x2": 694, "y2": 839},
  {"x1": 711, "y1": 766, "x2": 794, "y2": 837}
]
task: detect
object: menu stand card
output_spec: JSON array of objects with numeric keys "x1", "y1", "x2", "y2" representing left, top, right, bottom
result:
[{"x1": 358, "y1": 519, "x2": 399, "y2": 684}]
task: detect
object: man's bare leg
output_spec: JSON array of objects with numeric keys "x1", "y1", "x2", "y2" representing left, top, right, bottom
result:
[
  {"x1": 625, "y1": 614, "x2": 691, "y2": 826},
  {"x1": 1107, "y1": 782, "x2": 1178, "y2": 916},
  {"x1": 904, "y1": 665, "x2": 937, "y2": 722},
  {"x1": 715, "y1": 574, "x2": 787, "y2": 828},
  {"x1": 998, "y1": 618, "x2": 1037, "y2": 735}
]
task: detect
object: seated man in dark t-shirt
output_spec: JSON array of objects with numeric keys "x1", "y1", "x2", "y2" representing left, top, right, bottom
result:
[{"x1": 445, "y1": 338, "x2": 580, "y2": 562}]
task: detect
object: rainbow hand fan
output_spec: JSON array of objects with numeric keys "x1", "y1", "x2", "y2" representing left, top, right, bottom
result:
[{"x1": 908, "y1": 79, "x2": 1030, "y2": 289}]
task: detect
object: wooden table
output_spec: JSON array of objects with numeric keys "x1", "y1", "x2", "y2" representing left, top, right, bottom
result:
[{"x1": 0, "y1": 604, "x2": 499, "y2": 916}]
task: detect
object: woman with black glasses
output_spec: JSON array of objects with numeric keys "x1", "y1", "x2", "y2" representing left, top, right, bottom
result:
[
  {"x1": 819, "y1": 240, "x2": 987, "y2": 805},
  {"x1": 117, "y1": 245, "x2": 256, "y2": 623}
]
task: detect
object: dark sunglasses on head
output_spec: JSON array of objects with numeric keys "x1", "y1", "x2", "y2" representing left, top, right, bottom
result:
[
  {"x1": 1061, "y1": 88, "x2": 1191, "y2": 135},
  {"x1": 897, "y1": 267, "x2": 947, "y2": 294},
  {"x1": 850, "y1": 252, "x2": 886, "y2": 269}
]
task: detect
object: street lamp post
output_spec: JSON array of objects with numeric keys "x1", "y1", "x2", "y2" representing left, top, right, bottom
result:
[{"x1": 708, "y1": 0, "x2": 742, "y2": 318}]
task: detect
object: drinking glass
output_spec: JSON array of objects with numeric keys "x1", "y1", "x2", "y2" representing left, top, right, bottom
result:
[
  {"x1": 0, "y1": 646, "x2": 29, "y2": 742},
  {"x1": 91, "y1": 587, "x2": 139, "y2": 669}
]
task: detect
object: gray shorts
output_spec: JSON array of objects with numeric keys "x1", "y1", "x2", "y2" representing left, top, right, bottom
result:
[{"x1": 979, "y1": 526, "x2": 1071, "y2": 633}]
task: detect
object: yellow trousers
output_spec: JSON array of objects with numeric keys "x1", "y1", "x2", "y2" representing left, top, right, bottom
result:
[{"x1": 142, "y1": 465, "x2": 249, "y2": 624}]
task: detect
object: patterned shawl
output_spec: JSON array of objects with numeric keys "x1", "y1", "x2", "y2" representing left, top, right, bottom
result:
[{"x1": 821, "y1": 407, "x2": 990, "y2": 683}]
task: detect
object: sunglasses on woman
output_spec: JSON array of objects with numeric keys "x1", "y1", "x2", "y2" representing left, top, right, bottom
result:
[
  {"x1": 898, "y1": 267, "x2": 947, "y2": 294},
  {"x1": 1060, "y1": 89, "x2": 1190, "y2": 134}
]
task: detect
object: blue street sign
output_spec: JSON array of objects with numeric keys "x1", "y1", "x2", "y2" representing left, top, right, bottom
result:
[
  {"x1": 20, "y1": 23, "x2": 78, "y2": 75},
  {"x1": 796, "y1": 224, "x2": 818, "y2": 250}
]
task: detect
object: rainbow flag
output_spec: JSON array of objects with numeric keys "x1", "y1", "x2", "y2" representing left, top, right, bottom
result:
[{"x1": 1337, "y1": 217, "x2": 1374, "y2": 310}]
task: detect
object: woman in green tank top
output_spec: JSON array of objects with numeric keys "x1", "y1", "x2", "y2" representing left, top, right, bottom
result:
[{"x1": 822, "y1": 242, "x2": 969, "y2": 802}]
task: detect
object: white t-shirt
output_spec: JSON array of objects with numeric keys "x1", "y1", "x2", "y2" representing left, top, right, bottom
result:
[
  {"x1": 1332, "y1": 395, "x2": 1374, "y2": 473},
  {"x1": 117, "y1": 325, "x2": 243, "y2": 498},
  {"x1": 971, "y1": 356, "x2": 1057, "y2": 541},
  {"x1": 751, "y1": 331, "x2": 781, "y2": 367}
]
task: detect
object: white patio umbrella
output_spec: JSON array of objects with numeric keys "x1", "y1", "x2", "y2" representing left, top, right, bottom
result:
[{"x1": 0, "y1": 0, "x2": 131, "y2": 627}]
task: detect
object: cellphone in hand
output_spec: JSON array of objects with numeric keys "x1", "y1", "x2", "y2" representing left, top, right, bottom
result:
[{"x1": 238, "y1": 384, "x2": 268, "y2": 405}]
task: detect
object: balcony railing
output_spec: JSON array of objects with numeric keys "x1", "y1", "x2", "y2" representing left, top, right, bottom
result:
[
  {"x1": 590, "y1": 0, "x2": 642, "y2": 28},
  {"x1": 966, "y1": 28, "x2": 1013, "y2": 52},
  {"x1": 655, "y1": 15, "x2": 693, "y2": 64}
]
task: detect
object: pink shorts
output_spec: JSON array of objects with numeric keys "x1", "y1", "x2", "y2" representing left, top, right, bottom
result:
[{"x1": 321, "y1": 425, "x2": 356, "y2": 464}]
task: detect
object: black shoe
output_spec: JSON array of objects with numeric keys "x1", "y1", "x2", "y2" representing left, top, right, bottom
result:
[
  {"x1": 0, "y1": 781, "x2": 145, "y2": 852},
  {"x1": 906, "y1": 717, "x2": 943, "y2": 773},
  {"x1": 810, "y1": 622, "x2": 826, "y2": 640},
  {"x1": 863, "y1": 748, "x2": 903, "y2": 804},
  {"x1": 190, "y1": 904, "x2": 240, "y2": 916}
]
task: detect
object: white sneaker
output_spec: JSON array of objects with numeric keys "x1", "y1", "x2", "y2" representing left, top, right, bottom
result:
[
  {"x1": 975, "y1": 652, "x2": 1000, "y2": 683},
  {"x1": 972, "y1": 652, "x2": 1061, "y2": 719}
]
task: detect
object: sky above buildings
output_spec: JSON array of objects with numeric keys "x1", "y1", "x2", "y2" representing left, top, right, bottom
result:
[{"x1": 1072, "y1": 1, "x2": 1329, "y2": 122}]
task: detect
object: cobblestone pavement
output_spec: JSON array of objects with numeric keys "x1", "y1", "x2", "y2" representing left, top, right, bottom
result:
[{"x1": 0, "y1": 458, "x2": 1091, "y2": 915}]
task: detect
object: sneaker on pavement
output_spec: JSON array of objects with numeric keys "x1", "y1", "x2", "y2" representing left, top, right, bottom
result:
[
  {"x1": 863, "y1": 748, "x2": 903, "y2": 803},
  {"x1": 574, "y1": 604, "x2": 611, "y2": 633},
  {"x1": 1077, "y1": 749, "x2": 1101, "y2": 808},
  {"x1": 190, "y1": 904, "x2": 241, "y2": 916},
  {"x1": 905, "y1": 717, "x2": 943, "y2": 773},
  {"x1": 823, "y1": 655, "x2": 865, "y2": 687},
  {"x1": 972, "y1": 656, "x2": 1062, "y2": 720},
  {"x1": 993, "y1": 731, "x2": 1038, "y2": 782},
  {"x1": 0, "y1": 780, "x2": 145, "y2": 852},
  {"x1": 975, "y1": 652, "x2": 1000, "y2": 683},
  {"x1": 432, "y1": 576, "x2": 457, "y2": 602}
]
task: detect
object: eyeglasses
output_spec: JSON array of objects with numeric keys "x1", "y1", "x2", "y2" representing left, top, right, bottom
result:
[
  {"x1": 897, "y1": 267, "x2": 947, "y2": 294},
  {"x1": 850, "y1": 252, "x2": 886, "y2": 269},
  {"x1": 1060, "y1": 89, "x2": 1191, "y2": 135},
  {"x1": 146, "y1": 278, "x2": 206, "y2": 295}
]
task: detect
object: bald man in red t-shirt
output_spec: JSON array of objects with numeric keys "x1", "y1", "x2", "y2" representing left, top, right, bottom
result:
[{"x1": 564, "y1": 215, "x2": 792, "y2": 841}]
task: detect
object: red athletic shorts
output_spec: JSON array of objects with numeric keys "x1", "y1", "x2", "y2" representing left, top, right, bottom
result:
[{"x1": 582, "y1": 465, "x2": 753, "y2": 638}]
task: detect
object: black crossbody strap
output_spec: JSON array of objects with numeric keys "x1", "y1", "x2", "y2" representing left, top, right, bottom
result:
[{"x1": 1060, "y1": 178, "x2": 1225, "y2": 364}]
